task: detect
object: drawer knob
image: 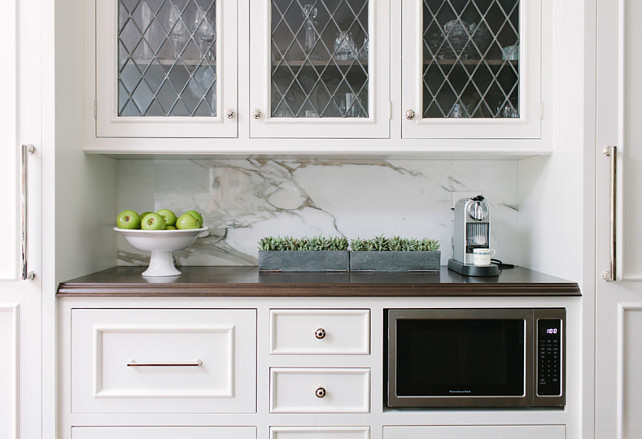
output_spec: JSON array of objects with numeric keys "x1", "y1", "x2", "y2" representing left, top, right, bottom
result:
[
  {"x1": 315, "y1": 386, "x2": 327, "y2": 398},
  {"x1": 314, "y1": 328, "x2": 326, "y2": 339},
  {"x1": 405, "y1": 109, "x2": 416, "y2": 120}
]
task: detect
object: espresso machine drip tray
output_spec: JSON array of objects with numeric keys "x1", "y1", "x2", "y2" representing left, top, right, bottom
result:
[{"x1": 448, "y1": 258, "x2": 500, "y2": 277}]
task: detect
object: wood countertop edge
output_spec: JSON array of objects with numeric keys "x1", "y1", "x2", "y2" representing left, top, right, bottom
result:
[{"x1": 56, "y1": 282, "x2": 581, "y2": 297}]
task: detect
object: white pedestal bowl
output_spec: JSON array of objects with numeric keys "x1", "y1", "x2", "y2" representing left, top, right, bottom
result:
[{"x1": 114, "y1": 227, "x2": 208, "y2": 277}]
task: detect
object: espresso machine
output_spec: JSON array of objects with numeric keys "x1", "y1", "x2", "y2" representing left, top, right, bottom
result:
[{"x1": 448, "y1": 195, "x2": 499, "y2": 276}]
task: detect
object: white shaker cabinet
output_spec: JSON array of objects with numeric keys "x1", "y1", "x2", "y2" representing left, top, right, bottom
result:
[
  {"x1": 85, "y1": 0, "x2": 551, "y2": 152},
  {"x1": 401, "y1": 0, "x2": 542, "y2": 139},
  {"x1": 93, "y1": 0, "x2": 238, "y2": 138}
]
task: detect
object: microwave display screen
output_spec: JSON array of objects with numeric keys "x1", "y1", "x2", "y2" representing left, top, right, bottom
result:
[{"x1": 395, "y1": 319, "x2": 525, "y2": 397}]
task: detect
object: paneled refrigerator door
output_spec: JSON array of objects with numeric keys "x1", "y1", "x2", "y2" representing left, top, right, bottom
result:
[
  {"x1": 0, "y1": 0, "x2": 42, "y2": 436},
  {"x1": 250, "y1": 0, "x2": 389, "y2": 138},
  {"x1": 595, "y1": 0, "x2": 642, "y2": 437},
  {"x1": 95, "y1": 0, "x2": 237, "y2": 137},
  {"x1": 402, "y1": 0, "x2": 541, "y2": 139}
]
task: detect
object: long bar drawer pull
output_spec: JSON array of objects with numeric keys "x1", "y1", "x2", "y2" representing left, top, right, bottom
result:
[
  {"x1": 127, "y1": 359, "x2": 202, "y2": 367},
  {"x1": 602, "y1": 145, "x2": 617, "y2": 282},
  {"x1": 20, "y1": 144, "x2": 36, "y2": 281}
]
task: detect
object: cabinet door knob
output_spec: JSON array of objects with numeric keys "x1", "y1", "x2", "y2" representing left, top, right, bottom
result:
[
  {"x1": 252, "y1": 108, "x2": 262, "y2": 119},
  {"x1": 405, "y1": 109, "x2": 416, "y2": 120},
  {"x1": 225, "y1": 108, "x2": 235, "y2": 119},
  {"x1": 315, "y1": 328, "x2": 326, "y2": 339},
  {"x1": 315, "y1": 387, "x2": 326, "y2": 398}
]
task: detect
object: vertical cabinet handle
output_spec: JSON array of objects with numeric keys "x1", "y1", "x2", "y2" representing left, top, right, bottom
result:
[
  {"x1": 20, "y1": 144, "x2": 36, "y2": 281},
  {"x1": 602, "y1": 145, "x2": 617, "y2": 282}
]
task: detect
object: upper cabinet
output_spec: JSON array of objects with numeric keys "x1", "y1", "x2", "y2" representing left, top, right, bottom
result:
[
  {"x1": 85, "y1": 0, "x2": 549, "y2": 153},
  {"x1": 249, "y1": 0, "x2": 390, "y2": 138},
  {"x1": 95, "y1": 0, "x2": 237, "y2": 137},
  {"x1": 402, "y1": 0, "x2": 541, "y2": 139}
]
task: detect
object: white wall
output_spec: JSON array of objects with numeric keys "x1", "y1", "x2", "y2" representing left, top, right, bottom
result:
[{"x1": 55, "y1": 0, "x2": 118, "y2": 284}]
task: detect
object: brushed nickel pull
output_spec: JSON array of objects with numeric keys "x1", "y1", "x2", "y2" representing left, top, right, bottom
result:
[
  {"x1": 405, "y1": 109, "x2": 415, "y2": 120},
  {"x1": 252, "y1": 108, "x2": 262, "y2": 119},
  {"x1": 314, "y1": 328, "x2": 326, "y2": 339},
  {"x1": 20, "y1": 144, "x2": 35, "y2": 281},
  {"x1": 127, "y1": 359, "x2": 202, "y2": 367},
  {"x1": 315, "y1": 387, "x2": 326, "y2": 398},
  {"x1": 603, "y1": 145, "x2": 617, "y2": 282}
]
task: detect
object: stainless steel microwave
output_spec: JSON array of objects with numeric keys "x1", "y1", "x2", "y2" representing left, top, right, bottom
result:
[{"x1": 386, "y1": 308, "x2": 565, "y2": 408}]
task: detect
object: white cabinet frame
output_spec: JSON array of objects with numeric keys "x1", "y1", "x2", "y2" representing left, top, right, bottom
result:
[
  {"x1": 94, "y1": 0, "x2": 238, "y2": 138},
  {"x1": 249, "y1": 0, "x2": 390, "y2": 138},
  {"x1": 401, "y1": 0, "x2": 542, "y2": 139}
]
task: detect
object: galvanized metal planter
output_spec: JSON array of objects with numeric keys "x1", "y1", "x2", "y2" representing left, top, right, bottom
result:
[
  {"x1": 258, "y1": 250, "x2": 350, "y2": 272},
  {"x1": 349, "y1": 251, "x2": 441, "y2": 272}
]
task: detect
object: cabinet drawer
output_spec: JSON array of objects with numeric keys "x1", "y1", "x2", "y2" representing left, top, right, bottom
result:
[
  {"x1": 383, "y1": 426, "x2": 565, "y2": 439},
  {"x1": 71, "y1": 309, "x2": 256, "y2": 413},
  {"x1": 271, "y1": 427, "x2": 369, "y2": 439},
  {"x1": 270, "y1": 368, "x2": 370, "y2": 413},
  {"x1": 72, "y1": 427, "x2": 255, "y2": 439},
  {"x1": 270, "y1": 309, "x2": 370, "y2": 354}
]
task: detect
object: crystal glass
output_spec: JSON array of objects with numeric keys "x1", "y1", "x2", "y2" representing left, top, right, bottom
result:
[
  {"x1": 194, "y1": 6, "x2": 216, "y2": 61},
  {"x1": 302, "y1": 4, "x2": 318, "y2": 55},
  {"x1": 334, "y1": 31, "x2": 357, "y2": 61}
]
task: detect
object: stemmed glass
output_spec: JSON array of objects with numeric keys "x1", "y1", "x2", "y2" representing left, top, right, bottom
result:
[
  {"x1": 167, "y1": 3, "x2": 188, "y2": 57},
  {"x1": 193, "y1": 6, "x2": 216, "y2": 61},
  {"x1": 302, "y1": 4, "x2": 318, "y2": 57}
]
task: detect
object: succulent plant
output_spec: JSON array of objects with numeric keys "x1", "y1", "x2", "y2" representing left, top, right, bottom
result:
[
  {"x1": 258, "y1": 236, "x2": 349, "y2": 251},
  {"x1": 350, "y1": 236, "x2": 440, "y2": 251}
]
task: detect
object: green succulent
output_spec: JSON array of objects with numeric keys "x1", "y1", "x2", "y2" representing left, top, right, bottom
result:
[
  {"x1": 258, "y1": 236, "x2": 349, "y2": 251},
  {"x1": 349, "y1": 236, "x2": 440, "y2": 251}
]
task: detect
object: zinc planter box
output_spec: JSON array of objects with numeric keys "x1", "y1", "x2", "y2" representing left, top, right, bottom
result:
[
  {"x1": 258, "y1": 250, "x2": 350, "y2": 272},
  {"x1": 349, "y1": 251, "x2": 441, "y2": 272}
]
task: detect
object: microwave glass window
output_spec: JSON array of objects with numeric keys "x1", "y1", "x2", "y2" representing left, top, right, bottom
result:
[{"x1": 395, "y1": 319, "x2": 525, "y2": 397}]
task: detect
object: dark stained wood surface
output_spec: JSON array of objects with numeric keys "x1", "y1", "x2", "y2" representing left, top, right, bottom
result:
[{"x1": 56, "y1": 266, "x2": 581, "y2": 297}]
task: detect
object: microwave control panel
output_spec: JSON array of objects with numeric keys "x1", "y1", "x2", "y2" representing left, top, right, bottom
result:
[{"x1": 537, "y1": 319, "x2": 562, "y2": 396}]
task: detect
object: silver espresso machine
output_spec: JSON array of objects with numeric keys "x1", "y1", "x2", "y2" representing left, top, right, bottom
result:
[{"x1": 448, "y1": 195, "x2": 499, "y2": 276}]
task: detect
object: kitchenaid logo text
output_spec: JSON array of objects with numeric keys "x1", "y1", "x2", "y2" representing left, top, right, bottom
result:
[{"x1": 449, "y1": 390, "x2": 472, "y2": 394}]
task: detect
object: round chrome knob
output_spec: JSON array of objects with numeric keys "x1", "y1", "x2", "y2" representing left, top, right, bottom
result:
[
  {"x1": 405, "y1": 109, "x2": 415, "y2": 120},
  {"x1": 252, "y1": 108, "x2": 262, "y2": 119},
  {"x1": 315, "y1": 387, "x2": 326, "y2": 398},
  {"x1": 315, "y1": 328, "x2": 326, "y2": 339},
  {"x1": 225, "y1": 108, "x2": 235, "y2": 119}
]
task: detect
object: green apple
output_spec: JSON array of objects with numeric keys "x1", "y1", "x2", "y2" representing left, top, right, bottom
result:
[
  {"x1": 156, "y1": 208, "x2": 177, "y2": 227},
  {"x1": 185, "y1": 210, "x2": 204, "y2": 227},
  {"x1": 176, "y1": 213, "x2": 200, "y2": 230},
  {"x1": 166, "y1": 225, "x2": 177, "y2": 230},
  {"x1": 140, "y1": 211, "x2": 152, "y2": 221},
  {"x1": 116, "y1": 210, "x2": 141, "y2": 229},
  {"x1": 141, "y1": 213, "x2": 166, "y2": 230}
]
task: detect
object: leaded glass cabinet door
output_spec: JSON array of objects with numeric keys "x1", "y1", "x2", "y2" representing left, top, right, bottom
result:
[
  {"x1": 95, "y1": 0, "x2": 237, "y2": 137},
  {"x1": 402, "y1": 0, "x2": 541, "y2": 139},
  {"x1": 250, "y1": 0, "x2": 390, "y2": 138}
]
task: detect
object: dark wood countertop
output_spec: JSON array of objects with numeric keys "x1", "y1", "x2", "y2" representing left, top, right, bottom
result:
[{"x1": 56, "y1": 266, "x2": 581, "y2": 297}]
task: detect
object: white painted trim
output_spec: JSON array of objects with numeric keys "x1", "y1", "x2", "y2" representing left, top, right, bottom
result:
[{"x1": 0, "y1": 304, "x2": 18, "y2": 439}]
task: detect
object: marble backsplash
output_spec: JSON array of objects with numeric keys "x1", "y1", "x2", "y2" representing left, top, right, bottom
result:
[{"x1": 117, "y1": 159, "x2": 520, "y2": 267}]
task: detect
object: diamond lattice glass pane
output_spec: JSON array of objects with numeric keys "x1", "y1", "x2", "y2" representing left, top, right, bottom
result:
[
  {"x1": 118, "y1": 0, "x2": 217, "y2": 117},
  {"x1": 271, "y1": 0, "x2": 369, "y2": 118},
  {"x1": 422, "y1": 0, "x2": 519, "y2": 119}
]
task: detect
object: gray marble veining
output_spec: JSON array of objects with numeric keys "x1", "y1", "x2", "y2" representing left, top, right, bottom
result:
[{"x1": 116, "y1": 159, "x2": 519, "y2": 267}]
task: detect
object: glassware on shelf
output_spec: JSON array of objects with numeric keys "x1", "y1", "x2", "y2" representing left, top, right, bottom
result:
[
  {"x1": 302, "y1": 4, "x2": 319, "y2": 58},
  {"x1": 359, "y1": 36, "x2": 369, "y2": 61},
  {"x1": 339, "y1": 92, "x2": 364, "y2": 117},
  {"x1": 449, "y1": 102, "x2": 472, "y2": 118},
  {"x1": 438, "y1": 19, "x2": 475, "y2": 60},
  {"x1": 193, "y1": 6, "x2": 216, "y2": 62},
  {"x1": 496, "y1": 100, "x2": 519, "y2": 118},
  {"x1": 502, "y1": 44, "x2": 519, "y2": 61},
  {"x1": 135, "y1": 1, "x2": 154, "y2": 60},
  {"x1": 167, "y1": 3, "x2": 188, "y2": 57},
  {"x1": 334, "y1": 31, "x2": 357, "y2": 61}
]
